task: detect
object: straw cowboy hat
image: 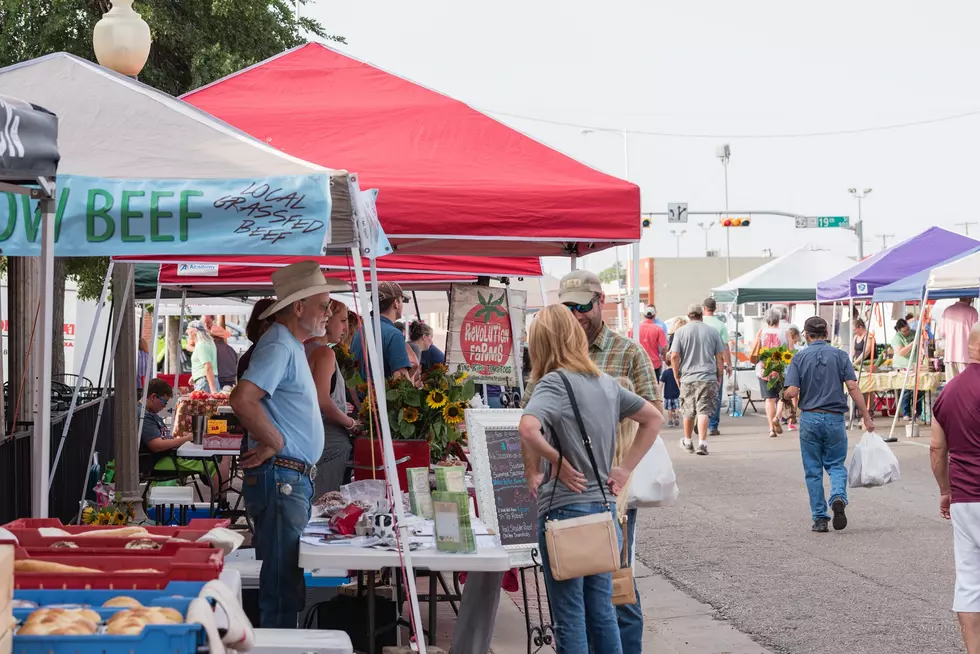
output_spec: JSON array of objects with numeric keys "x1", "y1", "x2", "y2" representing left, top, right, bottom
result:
[{"x1": 259, "y1": 260, "x2": 336, "y2": 320}]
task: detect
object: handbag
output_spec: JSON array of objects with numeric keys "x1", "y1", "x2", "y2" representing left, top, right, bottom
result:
[
  {"x1": 543, "y1": 372, "x2": 620, "y2": 582},
  {"x1": 611, "y1": 518, "x2": 637, "y2": 606},
  {"x1": 749, "y1": 329, "x2": 763, "y2": 364}
]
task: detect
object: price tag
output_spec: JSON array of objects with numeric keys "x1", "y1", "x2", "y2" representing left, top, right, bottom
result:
[{"x1": 207, "y1": 419, "x2": 228, "y2": 435}]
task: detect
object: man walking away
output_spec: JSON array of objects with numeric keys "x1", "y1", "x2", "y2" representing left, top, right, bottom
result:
[
  {"x1": 670, "y1": 303, "x2": 725, "y2": 455},
  {"x1": 702, "y1": 297, "x2": 731, "y2": 436},
  {"x1": 930, "y1": 323, "x2": 980, "y2": 654},
  {"x1": 638, "y1": 305, "x2": 668, "y2": 378},
  {"x1": 939, "y1": 298, "x2": 979, "y2": 383},
  {"x1": 784, "y1": 317, "x2": 875, "y2": 533}
]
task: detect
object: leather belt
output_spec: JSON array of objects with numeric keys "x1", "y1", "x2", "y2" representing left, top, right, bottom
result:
[
  {"x1": 274, "y1": 456, "x2": 317, "y2": 480},
  {"x1": 802, "y1": 408, "x2": 838, "y2": 414}
]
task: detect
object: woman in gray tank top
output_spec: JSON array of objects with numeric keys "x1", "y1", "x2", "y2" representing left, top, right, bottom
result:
[{"x1": 307, "y1": 300, "x2": 358, "y2": 498}]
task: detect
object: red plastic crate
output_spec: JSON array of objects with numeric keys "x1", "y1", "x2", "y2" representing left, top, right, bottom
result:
[
  {"x1": 2, "y1": 518, "x2": 229, "y2": 531},
  {"x1": 13, "y1": 547, "x2": 223, "y2": 589},
  {"x1": 17, "y1": 542, "x2": 216, "y2": 557},
  {"x1": 6, "y1": 528, "x2": 217, "y2": 548}
]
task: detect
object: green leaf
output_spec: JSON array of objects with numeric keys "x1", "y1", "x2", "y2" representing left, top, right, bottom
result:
[
  {"x1": 404, "y1": 393, "x2": 421, "y2": 407},
  {"x1": 398, "y1": 421, "x2": 414, "y2": 438},
  {"x1": 463, "y1": 380, "x2": 476, "y2": 398}
]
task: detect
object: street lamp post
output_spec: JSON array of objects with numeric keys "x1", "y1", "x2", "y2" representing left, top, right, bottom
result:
[
  {"x1": 717, "y1": 145, "x2": 731, "y2": 280},
  {"x1": 697, "y1": 221, "x2": 715, "y2": 255},
  {"x1": 93, "y1": 0, "x2": 152, "y2": 507},
  {"x1": 582, "y1": 128, "x2": 640, "y2": 338},
  {"x1": 670, "y1": 230, "x2": 686, "y2": 257},
  {"x1": 847, "y1": 188, "x2": 871, "y2": 260}
]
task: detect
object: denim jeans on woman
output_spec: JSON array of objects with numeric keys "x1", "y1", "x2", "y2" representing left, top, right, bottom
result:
[
  {"x1": 539, "y1": 502, "x2": 624, "y2": 654},
  {"x1": 615, "y1": 508, "x2": 643, "y2": 652},
  {"x1": 799, "y1": 412, "x2": 848, "y2": 521},
  {"x1": 242, "y1": 458, "x2": 313, "y2": 628}
]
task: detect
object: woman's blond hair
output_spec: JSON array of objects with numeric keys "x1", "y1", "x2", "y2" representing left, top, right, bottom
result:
[
  {"x1": 529, "y1": 305, "x2": 601, "y2": 384},
  {"x1": 613, "y1": 377, "x2": 638, "y2": 521},
  {"x1": 668, "y1": 317, "x2": 688, "y2": 335}
]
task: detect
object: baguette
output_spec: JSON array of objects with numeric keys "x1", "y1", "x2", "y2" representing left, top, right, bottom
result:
[
  {"x1": 15, "y1": 559, "x2": 102, "y2": 574},
  {"x1": 73, "y1": 526, "x2": 148, "y2": 538}
]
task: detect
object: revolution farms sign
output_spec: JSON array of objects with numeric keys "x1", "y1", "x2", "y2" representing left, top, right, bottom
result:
[
  {"x1": 0, "y1": 173, "x2": 332, "y2": 257},
  {"x1": 446, "y1": 284, "x2": 527, "y2": 387}
]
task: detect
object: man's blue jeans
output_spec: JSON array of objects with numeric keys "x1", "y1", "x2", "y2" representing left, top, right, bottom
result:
[
  {"x1": 539, "y1": 502, "x2": 624, "y2": 654},
  {"x1": 799, "y1": 412, "x2": 848, "y2": 522},
  {"x1": 709, "y1": 383, "x2": 724, "y2": 431},
  {"x1": 243, "y1": 459, "x2": 313, "y2": 628},
  {"x1": 900, "y1": 389, "x2": 924, "y2": 420},
  {"x1": 615, "y1": 508, "x2": 643, "y2": 653}
]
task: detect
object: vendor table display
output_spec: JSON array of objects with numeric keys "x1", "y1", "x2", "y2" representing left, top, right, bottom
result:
[{"x1": 858, "y1": 370, "x2": 944, "y2": 394}]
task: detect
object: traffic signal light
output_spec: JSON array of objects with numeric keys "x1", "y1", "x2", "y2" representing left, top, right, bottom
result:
[
  {"x1": 721, "y1": 217, "x2": 751, "y2": 227},
  {"x1": 641, "y1": 216, "x2": 652, "y2": 228}
]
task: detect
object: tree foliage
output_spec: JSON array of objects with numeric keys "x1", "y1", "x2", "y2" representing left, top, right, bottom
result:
[
  {"x1": 0, "y1": 0, "x2": 344, "y2": 299},
  {"x1": 597, "y1": 263, "x2": 626, "y2": 285}
]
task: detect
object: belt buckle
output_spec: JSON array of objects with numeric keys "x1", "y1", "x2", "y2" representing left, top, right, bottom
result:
[{"x1": 309, "y1": 464, "x2": 318, "y2": 481}]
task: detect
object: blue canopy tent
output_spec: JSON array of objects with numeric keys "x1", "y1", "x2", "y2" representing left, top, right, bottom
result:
[{"x1": 871, "y1": 246, "x2": 980, "y2": 303}]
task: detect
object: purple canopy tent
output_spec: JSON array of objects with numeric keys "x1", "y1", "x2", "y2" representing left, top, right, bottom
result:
[{"x1": 817, "y1": 227, "x2": 980, "y2": 301}]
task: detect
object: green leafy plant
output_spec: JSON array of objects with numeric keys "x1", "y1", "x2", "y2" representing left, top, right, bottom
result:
[{"x1": 759, "y1": 345, "x2": 795, "y2": 389}]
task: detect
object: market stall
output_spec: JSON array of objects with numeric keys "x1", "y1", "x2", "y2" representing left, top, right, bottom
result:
[
  {"x1": 712, "y1": 246, "x2": 857, "y2": 304},
  {"x1": 928, "y1": 249, "x2": 980, "y2": 294}
]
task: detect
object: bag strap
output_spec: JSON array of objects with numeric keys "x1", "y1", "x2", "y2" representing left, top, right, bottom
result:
[
  {"x1": 556, "y1": 371, "x2": 611, "y2": 508},
  {"x1": 620, "y1": 518, "x2": 630, "y2": 567}
]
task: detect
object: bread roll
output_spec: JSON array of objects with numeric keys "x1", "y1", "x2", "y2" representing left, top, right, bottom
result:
[
  {"x1": 72, "y1": 609, "x2": 102, "y2": 624},
  {"x1": 74, "y1": 526, "x2": 148, "y2": 538},
  {"x1": 150, "y1": 607, "x2": 183, "y2": 623},
  {"x1": 15, "y1": 559, "x2": 102, "y2": 574},
  {"x1": 124, "y1": 538, "x2": 162, "y2": 550},
  {"x1": 102, "y1": 596, "x2": 143, "y2": 609},
  {"x1": 106, "y1": 615, "x2": 146, "y2": 635},
  {"x1": 17, "y1": 622, "x2": 53, "y2": 635},
  {"x1": 50, "y1": 622, "x2": 97, "y2": 635}
]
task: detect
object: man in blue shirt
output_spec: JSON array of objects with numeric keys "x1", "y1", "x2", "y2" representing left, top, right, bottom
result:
[
  {"x1": 350, "y1": 281, "x2": 412, "y2": 381},
  {"x1": 230, "y1": 261, "x2": 333, "y2": 628},
  {"x1": 784, "y1": 317, "x2": 876, "y2": 534}
]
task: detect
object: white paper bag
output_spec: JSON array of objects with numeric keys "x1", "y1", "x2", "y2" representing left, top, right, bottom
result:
[
  {"x1": 847, "y1": 432, "x2": 901, "y2": 488},
  {"x1": 627, "y1": 436, "x2": 680, "y2": 508}
]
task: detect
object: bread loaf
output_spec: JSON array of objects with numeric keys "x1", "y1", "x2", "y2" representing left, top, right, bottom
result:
[
  {"x1": 74, "y1": 527, "x2": 148, "y2": 538},
  {"x1": 103, "y1": 596, "x2": 142, "y2": 609},
  {"x1": 14, "y1": 560, "x2": 102, "y2": 574}
]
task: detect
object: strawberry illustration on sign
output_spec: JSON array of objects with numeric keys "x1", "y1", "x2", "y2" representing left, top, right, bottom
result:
[{"x1": 460, "y1": 290, "x2": 513, "y2": 376}]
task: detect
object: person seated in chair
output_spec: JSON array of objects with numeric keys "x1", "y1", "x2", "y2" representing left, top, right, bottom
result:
[{"x1": 139, "y1": 378, "x2": 218, "y2": 487}]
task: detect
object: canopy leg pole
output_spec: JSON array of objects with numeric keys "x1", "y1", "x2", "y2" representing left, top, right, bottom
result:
[
  {"x1": 76, "y1": 265, "x2": 134, "y2": 523},
  {"x1": 164, "y1": 313, "x2": 170, "y2": 375},
  {"x1": 505, "y1": 284, "x2": 525, "y2": 399},
  {"x1": 351, "y1": 250, "x2": 427, "y2": 654},
  {"x1": 888, "y1": 290, "x2": 926, "y2": 440},
  {"x1": 537, "y1": 277, "x2": 548, "y2": 311},
  {"x1": 137, "y1": 282, "x2": 164, "y2": 449},
  {"x1": 411, "y1": 290, "x2": 421, "y2": 322},
  {"x1": 630, "y1": 242, "x2": 641, "y2": 342},
  {"x1": 908, "y1": 291, "x2": 929, "y2": 436},
  {"x1": 369, "y1": 259, "x2": 384, "y2": 373},
  {"x1": 32, "y1": 192, "x2": 55, "y2": 517},
  {"x1": 847, "y1": 297, "x2": 855, "y2": 429},
  {"x1": 49, "y1": 260, "x2": 114, "y2": 488},
  {"x1": 175, "y1": 290, "x2": 187, "y2": 400}
]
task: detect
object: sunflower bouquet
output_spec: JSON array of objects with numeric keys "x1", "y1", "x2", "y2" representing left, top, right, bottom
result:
[
  {"x1": 759, "y1": 345, "x2": 795, "y2": 390},
  {"x1": 361, "y1": 364, "x2": 476, "y2": 462},
  {"x1": 332, "y1": 342, "x2": 365, "y2": 389}
]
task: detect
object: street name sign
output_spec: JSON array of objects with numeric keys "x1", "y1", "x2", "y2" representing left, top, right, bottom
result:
[{"x1": 795, "y1": 216, "x2": 850, "y2": 229}]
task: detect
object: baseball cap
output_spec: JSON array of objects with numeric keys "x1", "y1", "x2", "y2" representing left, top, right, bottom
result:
[
  {"x1": 804, "y1": 316, "x2": 829, "y2": 338},
  {"x1": 642, "y1": 305, "x2": 656, "y2": 317},
  {"x1": 558, "y1": 270, "x2": 603, "y2": 305},
  {"x1": 687, "y1": 303, "x2": 704, "y2": 317},
  {"x1": 377, "y1": 281, "x2": 408, "y2": 302}
]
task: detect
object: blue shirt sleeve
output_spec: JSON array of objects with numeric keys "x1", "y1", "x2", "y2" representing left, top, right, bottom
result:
[
  {"x1": 839, "y1": 351, "x2": 857, "y2": 382},
  {"x1": 429, "y1": 346, "x2": 446, "y2": 365},
  {"x1": 784, "y1": 359, "x2": 800, "y2": 388},
  {"x1": 242, "y1": 341, "x2": 290, "y2": 397},
  {"x1": 384, "y1": 330, "x2": 412, "y2": 373}
]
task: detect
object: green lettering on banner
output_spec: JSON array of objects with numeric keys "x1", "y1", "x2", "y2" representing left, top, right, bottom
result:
[
  {"x1": 150, "y1": 191, "x2": 175, "y2": 242},
  {"x1": 52, "y1": 188, "x2": 71, "y2": 242},
  {"x1": 0, "y1": 194, "x2": 17, "y2": 241},
  {"x1": 87, "y1": 189, "x2": 114, "y2": 242},
  {"x1": 22, "y1": 195, "x2": 41, "y2": 243},
  {"x1": 179, "y1": 190, "x2": 203, "y2": 241},
  {"x1": 120, "y1": 190, "x2": 146, "y2": 242}
]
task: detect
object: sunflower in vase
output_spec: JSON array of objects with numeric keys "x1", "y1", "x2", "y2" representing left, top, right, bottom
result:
[{"x1": 759, "y1": 345, "x2": 796, "y2": 390}]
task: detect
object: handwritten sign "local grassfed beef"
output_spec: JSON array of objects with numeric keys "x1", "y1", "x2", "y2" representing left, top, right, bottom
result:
[
  {"x1": 446, "y1": 284, "x2": 527, "y2": 387},
  {"x1": 0, "y1": 173, "x2": 332, "y2": 257}
]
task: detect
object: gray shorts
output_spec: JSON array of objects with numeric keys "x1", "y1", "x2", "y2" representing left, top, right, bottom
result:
[{"x1": 680, "y1": 380, "x2": 719, "y2": 419}]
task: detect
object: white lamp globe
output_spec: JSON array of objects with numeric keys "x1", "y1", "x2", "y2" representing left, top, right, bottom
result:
[{"x1": 93, "y1": 0, "x2": 151, "y2": 77}]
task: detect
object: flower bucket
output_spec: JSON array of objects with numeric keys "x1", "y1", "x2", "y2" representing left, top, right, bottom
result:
[{"x1": 351, "y1": 437, "x2": 430, "y2": 490}]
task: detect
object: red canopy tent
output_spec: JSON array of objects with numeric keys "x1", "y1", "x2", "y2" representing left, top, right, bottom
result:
[{"x1": 181, "y1": 43, "x2": 639, "y2": 257}]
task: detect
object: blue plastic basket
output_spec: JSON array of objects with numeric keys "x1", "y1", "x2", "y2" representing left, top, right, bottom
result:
[{"x1": 12, "y1": 588, "x2": 208, "y2": 654}]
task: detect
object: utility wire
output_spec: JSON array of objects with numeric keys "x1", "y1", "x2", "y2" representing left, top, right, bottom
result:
[{"x1": 481, "y1": 107, "x2": 980, "y2": 140}]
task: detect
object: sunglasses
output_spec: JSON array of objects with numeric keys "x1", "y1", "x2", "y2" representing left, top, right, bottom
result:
[{"x1": 563, "y1": 297, "x2": 597, "y2": 314}]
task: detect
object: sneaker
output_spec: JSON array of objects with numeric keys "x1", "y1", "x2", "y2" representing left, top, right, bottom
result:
[
  {"x1": 882, "y1": 435, "x2": 898, "y2": 443},
  {"x1": 709, "y1": 428, "x2": 721, "y2": 436},
  {"x1": 680, "y1": 438, "x2": 695, "y2": 453},
  {"x1": 811, "y1": 518, "x2": 830, "y2": 533},
  {"x1": 696, "y1": 442, "x2": 709, "y2": 456},
  {"x1": 768, "y1": 430, "x2": 777, "y2": 438},
  {"x1": 772, "y1": 420, "x2": 783, "y2": 435},
  {"x1": 831, "y1": 499, "x2": 847, "y2": 531}
]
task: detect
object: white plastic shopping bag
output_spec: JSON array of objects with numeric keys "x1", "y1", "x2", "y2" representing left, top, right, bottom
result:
[
  {"x1": 628, "y1": 436, "x2": 680, "y2": 507},
  {"x1": 847, "y1": 432, "x2": 901, "y2": 488}
]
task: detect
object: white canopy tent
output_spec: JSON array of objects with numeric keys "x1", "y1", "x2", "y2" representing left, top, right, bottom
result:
[
  {"x1": 712, "y1": 246, "x2": 856, "y2": 304},
  {"x1": 928, "y1": 250, "x2": 980, "y2": 293}
]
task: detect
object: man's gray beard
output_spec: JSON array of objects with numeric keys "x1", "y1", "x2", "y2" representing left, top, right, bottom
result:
[{"x1": 302, "y1": 318, "x2": 326, "y2": 339}]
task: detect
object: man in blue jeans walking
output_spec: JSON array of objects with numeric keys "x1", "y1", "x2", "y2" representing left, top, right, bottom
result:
[
  {"x1": 783, "y1": 317, "x2": 875, "y2": 533},
  {"x1": 702, "y1": 298, "x2": 731, "y2": 435},
  {"x1": 230, "y1": 261, "x2": 333, "y2": 627}
]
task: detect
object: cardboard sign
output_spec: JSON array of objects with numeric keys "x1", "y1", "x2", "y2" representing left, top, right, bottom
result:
[
  {"x1": 207, "y1": 419, "x2": 228, "y2": 435},
  {"x1": 445, "y1": 285, "x2": 526, "y2": 387}
]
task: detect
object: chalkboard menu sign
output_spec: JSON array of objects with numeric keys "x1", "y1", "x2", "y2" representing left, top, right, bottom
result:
[
  {"x1": 466, "y1": 409, "x2": 538, "y2": 567},
  {"x1": 485, "y1": 428, "x2": 538, "y2": 548}
]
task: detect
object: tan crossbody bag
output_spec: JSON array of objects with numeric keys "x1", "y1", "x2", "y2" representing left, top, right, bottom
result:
[{"x1": 543, "y1": 372, "x2": 620, "y2": 582}]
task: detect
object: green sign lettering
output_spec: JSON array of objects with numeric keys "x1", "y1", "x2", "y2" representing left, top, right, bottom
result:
[
  {"x1": 86, "y1": 189, "x2": 115, "y2": 242},
  {"x1": 0, "y1": 194, "x2": 18, "y2": 241},
  {"x1": 179, "y1": 190, "x2": 203, "y2": 241},
  {"x1": 150, "y1": 191, "x2": 175, "y2": 242},
  {"x1": 120, "y1": 190, "x2": 146, "y2": 243}
]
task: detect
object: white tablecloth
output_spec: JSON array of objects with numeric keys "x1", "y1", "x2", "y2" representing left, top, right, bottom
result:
[
  {"x1": 177, "y1": 442, "x2": 241, "y2": 458},
  {"x1": 299, "y1": 539, "x2": 511, "y2": 574}
]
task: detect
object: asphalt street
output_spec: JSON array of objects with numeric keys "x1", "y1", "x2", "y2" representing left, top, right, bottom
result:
[{"x1": 635, "y1": 411, "x2": 963, "y2": 654}]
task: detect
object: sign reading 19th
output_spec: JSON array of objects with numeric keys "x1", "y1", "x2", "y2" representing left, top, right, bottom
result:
[{"x1": 795, "y1": 216, "x2": 850, "y2": 229}]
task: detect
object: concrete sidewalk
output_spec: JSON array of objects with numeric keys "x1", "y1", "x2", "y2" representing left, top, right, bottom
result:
[{"x1": 420, "y1": 562, "x2": 773, "y2": 653}]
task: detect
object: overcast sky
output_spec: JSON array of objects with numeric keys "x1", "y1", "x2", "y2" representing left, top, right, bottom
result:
[{"x1": 307, "y1": 0, "x2": 980, "y2": 276}]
